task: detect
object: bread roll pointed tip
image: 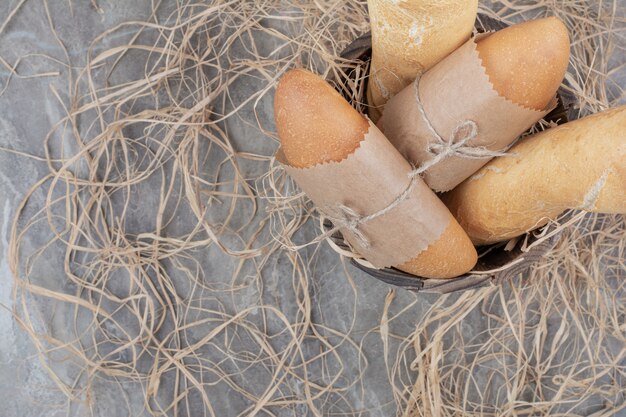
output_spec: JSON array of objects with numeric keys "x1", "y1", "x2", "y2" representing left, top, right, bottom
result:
[
  {"x1": 398, "y1": 220, "x2": 478, "y2": 279},
  {"x1": 476, "y1": 16, "x2": 570, "y2": 110},
  {"x1": 275, "y1": 69, "x2": 369, "y2": 168}
]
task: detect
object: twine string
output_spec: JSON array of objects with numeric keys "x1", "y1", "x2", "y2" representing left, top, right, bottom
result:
[
  {"x1": 321, "y1": 165, "x2": 422, "y2": 249},
  {"x1": 413, "y1": 74, "x2": 510, "y2": 165}
]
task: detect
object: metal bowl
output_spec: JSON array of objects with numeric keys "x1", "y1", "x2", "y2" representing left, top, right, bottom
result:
[{"x1": 327, "y1": 14, "x2": 578, "y2": 294}]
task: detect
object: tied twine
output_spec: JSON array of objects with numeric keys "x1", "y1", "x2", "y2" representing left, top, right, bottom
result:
[
  {"x1": 413, "y1": 74, "x2": 510, "y2": 171},
  {"x1": 322, "y1": 75, "x2": 511, "y2": 250},
  {"x1": 321, "y1": 168, "x2": 422, "y2": 249}
]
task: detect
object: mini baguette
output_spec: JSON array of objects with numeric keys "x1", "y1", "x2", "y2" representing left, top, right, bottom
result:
[
  {"x1": 379, "y1": 17, "x2": 570, "y2": 192},
  {"x1": 276, "y1": 69, "x2": 477, "y2": 278},
  {"x1": 476, "y1": 17, "x2": 570, "y2": 110},
  {"x1": 443, "y1": 106, "x2": 626, "y2": 245},
  {"x1": 367, "y1": 0, "x2": 477, "y2": 122}
]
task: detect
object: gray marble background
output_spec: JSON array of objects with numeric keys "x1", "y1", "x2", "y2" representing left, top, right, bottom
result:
[{"x1": 0, "y1": 1, "x2": 624, "y2": 416}]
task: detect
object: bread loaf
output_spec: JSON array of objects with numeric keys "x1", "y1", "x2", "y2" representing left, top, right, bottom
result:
[
  {"x1": 379, "y1": 17, "x2": 570, "y2": 192},
  {"x1": 367, "y1": 0, "x2": 478, "y2": 122},
  {"x1": 276, "y1": 69, "x2": 477, "y2": 278},
  {"x1": 443, "y1": 106, "x2": 626, "y2": 245},
  {"x1": 476, "y1": 17, "x2": 570, "y2": 110}
]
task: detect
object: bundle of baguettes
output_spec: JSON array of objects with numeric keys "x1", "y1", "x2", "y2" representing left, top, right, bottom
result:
[
  {"x1": 275, "y1": 69, "x2": 477, "y2": 279},
  {"x1": 272, "y1": 6, "x2": 625, "y2": 281}
]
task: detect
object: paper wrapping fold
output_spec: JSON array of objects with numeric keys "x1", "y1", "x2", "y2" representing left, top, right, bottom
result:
[
  {"x1": 276, "y1": 121, "x2": 450, "y2": 269},
  {"x1": 380, "y1": 33, "x2": 557, "y2": 192}
]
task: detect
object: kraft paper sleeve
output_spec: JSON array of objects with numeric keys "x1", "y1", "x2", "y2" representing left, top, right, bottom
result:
[{"x1": 276, "y1": 120, "x2": 451, "y2": 268}]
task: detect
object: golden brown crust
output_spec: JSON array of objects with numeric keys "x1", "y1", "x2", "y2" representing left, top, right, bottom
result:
[
  {"x1": 398, "y1": 219, "x2": 478, "y2": 279},
  {"x1": 476, "y1": 17, "x2": 570, "y2": 110},
  {"x1": 444, "y1": 106, "x2": 626, "y2": 245},
  {"x1": 275, "y1": 69, "x2": 369, "y2": 168}
]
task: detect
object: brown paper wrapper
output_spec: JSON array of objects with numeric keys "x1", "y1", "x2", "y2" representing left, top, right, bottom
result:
[
  {"x1": 380, "y1": 33, "x2": 557, "y2": 192},
  {"x1": 276, "y1": 121, "x2": 450, "y2": 269}
]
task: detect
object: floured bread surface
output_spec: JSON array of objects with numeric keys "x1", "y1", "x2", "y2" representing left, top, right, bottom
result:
[
  {"x1": 476, "y1": 17, "x2": 570, "y2": 110},
  {"x1": 367, "y1": 0, "x2": 477, "y2": 121},
  {"x1": 443, "y1": 106, "x2": 626, "y2": 245}
]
